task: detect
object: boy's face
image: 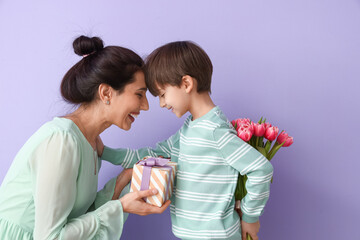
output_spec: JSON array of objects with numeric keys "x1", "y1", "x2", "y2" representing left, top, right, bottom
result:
[{"x1": 157, "y1": 83, "x2": 190, "y2": 118}]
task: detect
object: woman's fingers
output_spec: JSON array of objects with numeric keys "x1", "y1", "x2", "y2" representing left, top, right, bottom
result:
[
  {"x1": 157, "y1": 200, "x2": 171, "y2": 213},
  {"x1": 136, "y1": 189, "x2": 158, "y2": 199},
  {"x1": 139, "y1": 199, "x2": 171, "y2": 215},
  {"x1": 120, "y1": 189, "x2": 171, "y2": 216}
]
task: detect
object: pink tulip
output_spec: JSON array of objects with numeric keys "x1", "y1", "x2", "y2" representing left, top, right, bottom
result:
[
  {"x1": 276, "y1": 131, "x2": 294, "y2": 147},
  {"x1": 233, "y1": 118, "x2": 254, "y2": 132},
  {"x1": 264, "y1": 126, "x2": 279, "y2": 141},
  {"x1": 237, "y1": 118, "x2": 250, "y2": 125},
  {"x1": 249, "y1": 122, "x2": 255, "y2": 133},
  {"x1": 233, "y1": 119, "x2": 243, "y2": 130},
  {"x1": 237, "y1": 129, "x2": 253, "y2": 142},
  {"x1": 264, "y1": 122, "x2": 272, "y2": 130},
  {"x1": 239, "y1": 122, "x2": 254, "y2": 133},
  {"x1": 253, "y1": 123, "x2": 265, "y2": 137}
]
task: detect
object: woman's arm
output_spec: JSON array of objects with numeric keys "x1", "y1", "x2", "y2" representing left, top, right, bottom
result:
[
  {"x1": 31, "y1": 132, "x2": 126, "y2": 240},
  {"x1": 32, "y1": 132, "x2": 170, "y2": 240}
]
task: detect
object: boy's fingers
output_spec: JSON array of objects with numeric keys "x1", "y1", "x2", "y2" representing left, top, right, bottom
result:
[
  {"x1": 137, "y1": 189, "x2": 158, "y2": 199},
  {"x1": 241, "y1": 231, "x2": 247, "y2": 240},
  {"x1": 246, "y1": 233, "x2": 258, "y2": 240},
  {"x1": 250, "y1": 234, "x2": 258, "y2": 240}
]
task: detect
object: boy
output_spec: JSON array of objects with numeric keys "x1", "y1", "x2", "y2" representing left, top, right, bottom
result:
[{"x1": 101, "y1": 41, "x2": 273, "y2": 239}]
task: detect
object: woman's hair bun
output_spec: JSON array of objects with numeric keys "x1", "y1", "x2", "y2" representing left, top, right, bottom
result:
[{"x1": 73, "y1": 35, "x2": 104, "y2": 57}]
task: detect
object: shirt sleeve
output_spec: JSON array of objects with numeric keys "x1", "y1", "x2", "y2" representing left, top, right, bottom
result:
[
  {"x1": 213, "y1": 125, "x2": 274, "y2": 223},
  {"x1": 30, "y1": 131, "x2": 126, "y2": 240},
  {"x1": 101, "y1": 130, "x2": 180, "y2": 168},
  {"x1": 90, "y1": 177, "x2": 130, "y2": 223}
]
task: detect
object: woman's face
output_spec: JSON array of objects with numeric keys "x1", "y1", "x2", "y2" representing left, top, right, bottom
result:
[{"x1": 109, "y1": 71, "x2": 149, "y2": 130}]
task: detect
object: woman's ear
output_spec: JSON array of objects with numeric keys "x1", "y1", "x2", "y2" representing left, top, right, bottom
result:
[
  {"x1": 98, "y1": 83, "x2": 113, "y2": 104},
  {"x1": 181, "y1": 75, "x2": 194, "y2": 94}
]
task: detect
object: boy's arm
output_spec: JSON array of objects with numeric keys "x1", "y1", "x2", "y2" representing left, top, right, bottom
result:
[
  {"x1": 101, "y1": 131, "x2": 180, "y2": 168},
  {"x1": 214, "y1": 125, "x2": 273, "y2": 223}
]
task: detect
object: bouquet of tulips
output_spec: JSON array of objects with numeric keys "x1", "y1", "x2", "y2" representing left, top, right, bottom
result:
[{"x1": 232, "y1": 117, "x2": 293, "y2": 240}]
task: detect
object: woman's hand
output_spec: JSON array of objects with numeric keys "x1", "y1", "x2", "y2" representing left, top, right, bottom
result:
[
  {"x1": 112, "y1": 169, "x2": 133, "y2": 200},
  {"x1": 96, "y1": 136, "x2": 104, "y2": 157},
  {"x1": 120, "y1": 189, "x2": 171, "y2": 216}
]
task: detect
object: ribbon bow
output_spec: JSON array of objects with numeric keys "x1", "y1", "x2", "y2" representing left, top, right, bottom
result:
[{"x1": 137, "y1": 157, "x2": 173, "y2": 201}]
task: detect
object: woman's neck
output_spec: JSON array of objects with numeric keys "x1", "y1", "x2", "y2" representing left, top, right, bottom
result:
[{"x1": 65, "y1": 104, "x2": 110, "y2": 149}]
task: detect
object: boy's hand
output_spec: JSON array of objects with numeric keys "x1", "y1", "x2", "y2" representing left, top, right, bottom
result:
[
  {"x1": 112, "y1": 169, "x2": 133, "y2": 200},
  {"x1": 235, "y1": 200, "x2": 242, "y2": 218},
  {"x1": 241, "y1": 220, "x2": 260, "y2": 240}
]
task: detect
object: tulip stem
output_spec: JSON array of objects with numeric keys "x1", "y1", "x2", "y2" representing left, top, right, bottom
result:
[
  {"x1": 268, "y1": 141, "x2": 285, "y2": 160},
  {"x1": 265, "y1": 140, "x2": 272, "y2": 154},
  {"x1": 259, "y1": 136, "x2": 264, "y2": 147}
]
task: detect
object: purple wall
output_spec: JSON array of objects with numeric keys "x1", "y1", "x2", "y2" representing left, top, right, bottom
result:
[{"x1": 1, "y1": 1, "x2": 359, "y2": 239}]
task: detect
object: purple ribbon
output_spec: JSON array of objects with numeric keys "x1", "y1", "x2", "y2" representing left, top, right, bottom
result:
[{"x1": 137, "y1": 157, "x2": 173, "y2": 202}]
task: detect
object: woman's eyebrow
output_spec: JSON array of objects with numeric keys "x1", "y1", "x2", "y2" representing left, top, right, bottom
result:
[{"x1": 136, "y1": 87, "x2": 147, "y2": 91}]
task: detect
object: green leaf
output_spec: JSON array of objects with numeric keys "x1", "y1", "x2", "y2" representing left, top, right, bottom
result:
[
  {"x1": 268, "y1": 141, "x2": 285, "y2": 160},
  {"x1": 256, "y1": 146, "x2": 267, "y2": 158}
]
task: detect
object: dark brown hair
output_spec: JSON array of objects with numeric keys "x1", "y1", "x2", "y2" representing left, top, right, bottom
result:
[
  {"x1": 145, "y1": 41, "x2": 213, "y2": 96},
  {"x1": 60, "y1": 35, "x2": 144, "y2": 104}
]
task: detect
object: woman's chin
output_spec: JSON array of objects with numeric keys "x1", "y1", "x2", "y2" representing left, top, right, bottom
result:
[
  {"x1": 122, "y1": 124, "x2": 132, "y2": 131},
  {"x1": 115, "y1": 122, "x2": 132, "y2": 131}
]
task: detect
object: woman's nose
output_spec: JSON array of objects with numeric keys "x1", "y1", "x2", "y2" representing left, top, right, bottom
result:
[{"x1": 141, "y1": 95, "x2": 149, "y2": 111}]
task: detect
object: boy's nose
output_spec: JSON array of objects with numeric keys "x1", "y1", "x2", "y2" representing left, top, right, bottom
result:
[{"x1": 159, "y1": 97, "x2": 166, "y2": 108}]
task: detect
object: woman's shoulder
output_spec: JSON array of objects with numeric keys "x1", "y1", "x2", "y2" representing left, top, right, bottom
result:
[{"x1": 31, "y1": 117, "x2": 85, "y2": 146}]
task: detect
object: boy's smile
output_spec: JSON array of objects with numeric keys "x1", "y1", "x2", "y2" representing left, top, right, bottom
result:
[{"x1": 158, "y1": 84, "x2": 190, "y2": 118}]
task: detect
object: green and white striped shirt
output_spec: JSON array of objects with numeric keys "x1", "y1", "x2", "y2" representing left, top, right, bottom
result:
[{"x1": 102, "y1": 106, "x2": 273, "y2": 240}]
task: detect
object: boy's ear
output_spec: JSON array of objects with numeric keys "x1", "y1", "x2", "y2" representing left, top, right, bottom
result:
[
  {"x1": 181, "y1": 75, "x2": 194, "y2": 94},
  {"x1": 98, "y1": 83, "x2": 113, "y2": 103}
]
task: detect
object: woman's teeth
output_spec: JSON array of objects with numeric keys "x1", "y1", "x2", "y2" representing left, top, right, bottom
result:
[{"x1": 129, "y1": 113, "x2": 138, "y2": 118}]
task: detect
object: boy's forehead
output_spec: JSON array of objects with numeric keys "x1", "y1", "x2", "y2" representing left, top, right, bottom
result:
[{"x1": 155, "y1": 83, "x2": 166, "y2": 91}]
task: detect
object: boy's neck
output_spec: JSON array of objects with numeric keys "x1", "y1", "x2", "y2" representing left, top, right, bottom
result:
[{"x1": 189, "y1": 92, "x2": 216, "y2": 121}]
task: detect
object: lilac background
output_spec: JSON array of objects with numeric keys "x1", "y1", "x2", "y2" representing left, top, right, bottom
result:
[{"x1": 1, "y1": 1, "x2": 359, "y2": 239}]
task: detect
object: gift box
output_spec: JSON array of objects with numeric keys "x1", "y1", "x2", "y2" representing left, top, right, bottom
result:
[{"x1": 130, "y1": 157, "x2": 177, "y2": 207}]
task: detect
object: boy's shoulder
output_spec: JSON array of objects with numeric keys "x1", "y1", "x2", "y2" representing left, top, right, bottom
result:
[
  {"x1": 183, "y1": 106, "x2": 234, "y2": 132},
  {"x1": 208, "y1": 106, "x2": 234, "y2": 129}
]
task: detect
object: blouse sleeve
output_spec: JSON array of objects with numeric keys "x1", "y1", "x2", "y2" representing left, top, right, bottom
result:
[{"x1": 30, "y1": 131, "x2": 125, "y2": 240}]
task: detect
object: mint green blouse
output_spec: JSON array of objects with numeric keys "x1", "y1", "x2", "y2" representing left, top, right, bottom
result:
[{"x1": 0, "y1": 117, "x2": 128, "y2": 240}]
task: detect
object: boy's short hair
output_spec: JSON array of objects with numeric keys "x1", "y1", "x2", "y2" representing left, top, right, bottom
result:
[{"x1": 145, "y1": 41, "x2": 213, "y2": 96}]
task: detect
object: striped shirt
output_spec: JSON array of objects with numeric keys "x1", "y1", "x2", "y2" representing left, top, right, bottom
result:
[{"x1": 102, "y1": 106, "x2": 273, "y2": 240}]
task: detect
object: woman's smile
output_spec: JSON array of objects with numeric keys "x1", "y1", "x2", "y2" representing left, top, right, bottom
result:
[{"x1": 128, "y1": 112, "x2": 139, "y2": 123}]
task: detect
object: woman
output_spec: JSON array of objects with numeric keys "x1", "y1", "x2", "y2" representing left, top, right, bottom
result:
[{"x1": 0, "y1": 36, "x2": 170, "y2": 239}]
